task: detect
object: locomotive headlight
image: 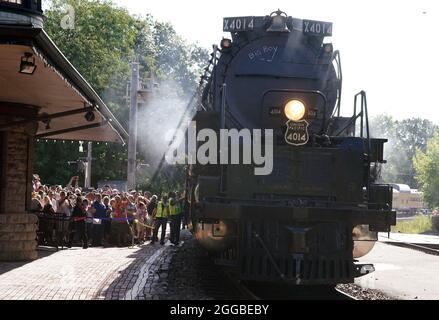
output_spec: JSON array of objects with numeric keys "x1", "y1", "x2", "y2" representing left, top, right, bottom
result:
[{"x1": 285, "y1": 100, "x2": 306, "y2": 122}]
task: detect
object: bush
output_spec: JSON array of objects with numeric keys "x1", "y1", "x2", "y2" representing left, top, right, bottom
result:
[{"x1": 392, "y1": 215, "x2": 433, "y2": 234}]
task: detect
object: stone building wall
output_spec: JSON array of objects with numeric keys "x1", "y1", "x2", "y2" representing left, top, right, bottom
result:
[{"x1": 0, "y1": 119, "x2": 38, "y2": 261}]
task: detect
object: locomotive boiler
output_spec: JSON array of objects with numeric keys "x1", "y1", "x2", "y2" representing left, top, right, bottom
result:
[{"x1": 185, "y1": 10, "x2": 396, "y2": 285}]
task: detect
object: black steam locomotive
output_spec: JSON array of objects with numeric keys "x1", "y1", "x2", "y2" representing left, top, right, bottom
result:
[{"x1": 186, "y1": 10, "x2": 396, "y2": 285}]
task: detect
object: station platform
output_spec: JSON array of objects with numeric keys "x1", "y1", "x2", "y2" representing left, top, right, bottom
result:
[
  {"x1": 356, "y1": 235, "x2": 439, "y2": 299},
  {"x1": 378, "y1": 232, "x2": 439, "y2": 245},
  {"x1": 0, "y1": 230, "x2": 239, "y2": 300}
]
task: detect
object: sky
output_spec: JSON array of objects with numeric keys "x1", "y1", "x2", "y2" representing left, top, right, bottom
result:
[{"x1": 113, "y1": 0, "x2": 439, "y2": 123}]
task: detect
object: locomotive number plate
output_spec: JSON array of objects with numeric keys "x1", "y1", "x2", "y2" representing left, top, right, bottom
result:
[
  {"x1": 303, "y1": 19, "x2": 333, "y2": 37},
  {"x1": 223, "y1": 16, "x2": 255, "y2": 32},
  {"x1": 285, "y1": 120, "x2": 310, "y2": 146}
]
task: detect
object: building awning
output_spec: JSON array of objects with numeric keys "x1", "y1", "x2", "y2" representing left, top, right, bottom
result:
[{"x1": 0, "y1": 25, "x2": 128, "y2": 143}]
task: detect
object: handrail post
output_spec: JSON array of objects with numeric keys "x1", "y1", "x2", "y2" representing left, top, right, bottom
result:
[
  {"x1": 220, "y1": 83, "x2": 227, "y2": 130},
  {"x1": 220, "y1": 83, "x2": 227, "y2": 193}
]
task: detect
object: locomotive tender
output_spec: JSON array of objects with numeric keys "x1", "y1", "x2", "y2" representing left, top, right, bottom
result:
[{"x1": 186, "y1": 10, "x2": 396, "y2": 285}]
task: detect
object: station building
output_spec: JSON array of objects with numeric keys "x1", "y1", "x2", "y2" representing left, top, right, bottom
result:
[{"x1": 0, "y1": 1, "x2": 128, "y2": 261}]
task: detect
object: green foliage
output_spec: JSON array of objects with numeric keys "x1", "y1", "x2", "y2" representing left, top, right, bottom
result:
[
  {"x1": 34, "y1": 140, "x2": 80, "y2": 186},
  {"x1": 370, "y1": 115, "x2": 438, "y2": 188},
  {"x1": 392, "y1": 215, "x2": 433, "y2": 234},
  {"x1": 34, "y1": 0, "x2": 208, "y2": 189},
  {"x1": 45, "y1": 0, "x2": 137, "y2": 126},
  {"x1": 152, "y1": 21, "x2": 207, "y2": 94},
  {"x1": 136, "y1": 165, "x2": 187, "y2": 195},
  {"x1": 413, "y1": 132, "x2": 439, "y2": 208},
  {"x1": 90, "y1": 142, "x2": 128, "y2": 182}
]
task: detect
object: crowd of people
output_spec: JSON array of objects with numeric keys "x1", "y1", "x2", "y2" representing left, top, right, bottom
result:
[{"x1": 31, "y1": 176, "x2": 188, "y2": 249}]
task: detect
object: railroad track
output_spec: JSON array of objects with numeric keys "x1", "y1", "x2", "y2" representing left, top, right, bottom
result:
[
  {"x1": 385, "y1": 241, "x2": 439, "y2": 256},
  {"x1": 223, "y1": 270, "x2": 357, "y2": 300},
  {"x1": 334, "y1": 287, "x2": 359, "y2": 300},
  {"x1": 222, "y1": 270, "x2": 261, "y2": 300}
]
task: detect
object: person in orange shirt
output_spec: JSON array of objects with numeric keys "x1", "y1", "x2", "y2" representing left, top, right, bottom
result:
[{"x1": 112, "y1": 195, "x2": 129, "y2": 247}]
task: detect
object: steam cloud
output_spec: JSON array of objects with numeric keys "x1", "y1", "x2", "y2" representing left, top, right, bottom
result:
[{"x1": 137, "y1": 80, "x2": 196, "y2": 180}]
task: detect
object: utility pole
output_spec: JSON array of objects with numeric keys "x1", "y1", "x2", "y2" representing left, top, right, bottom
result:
[
  {"x1": 127, "y1": 61, "x2": 139, "y2": 190},
  {"x1": 85, "y1": 141, "x2": 92, "y2": 188}
]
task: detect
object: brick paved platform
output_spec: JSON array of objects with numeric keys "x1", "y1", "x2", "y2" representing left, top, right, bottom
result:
[{"x1": 0, "y1": 229, "x2": 239, "y2": 300}]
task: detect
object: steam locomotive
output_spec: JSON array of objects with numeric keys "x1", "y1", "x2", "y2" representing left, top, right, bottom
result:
[{"x1": 185, "y1": 10, "x2": 396, "y2": 285}]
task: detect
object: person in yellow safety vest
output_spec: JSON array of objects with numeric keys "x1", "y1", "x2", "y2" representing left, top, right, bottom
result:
[
  {"x1": 169, "y1": 191, "x2": 183, "y2": 245},
  {"x1": 152, "y1": 195, "x2": 170, "y2": 245}
]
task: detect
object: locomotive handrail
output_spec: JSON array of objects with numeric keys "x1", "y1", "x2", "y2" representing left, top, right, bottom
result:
[
  {"x1": 353, "y1": 91, "x2": 371, "y2": 145},
  {"x1": 212, "y1": 45, "x2": 220, "y2": 112},
  {"x1": 333, "y1": 91, "x2": 371, "y2": 143},
  {"x1": 331, "y1": 50, "x2": 343, "y2": 118},
  {"x1": 354, "y1": 91, "x2": 372, "y2": 202},
  {"x1": 333, "y1": 112, "x2": 361, "y2": 136},
  {"x1": 197, "y1": 46, "x2": 220, "y2": 112},
  {"x1": 220, "y1": 83, "x2": 227, "y2": 130}
]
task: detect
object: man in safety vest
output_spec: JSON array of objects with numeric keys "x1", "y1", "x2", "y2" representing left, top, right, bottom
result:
[
  {"x1": 169, "y1": 191, "x2": 183, "y2": 245},
  {"x1": 152, "y1": 194, "x2": 170, "y2": 245}
]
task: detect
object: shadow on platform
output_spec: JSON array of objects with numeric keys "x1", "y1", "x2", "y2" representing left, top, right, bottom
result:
[
  {"x1": 0, "y1": 248, "x2": 58, "y2": 276},
  {"x1": 97, "y1": 229, "x2": 240, "y2": 300}
]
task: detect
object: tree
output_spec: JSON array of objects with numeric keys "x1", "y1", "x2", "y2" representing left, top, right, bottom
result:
[
  {"x1": 413, "y1": 132, "x2": 439, "y2": 208},
  {"x1": 370, "y1": 115, "x2": 438, "y2": 187},
  {"x1": 152, "y1": 21, "x2": 207, "y2": 95},
  {"x1": 34, "y1": 0, "x2": 208, "y2": 191},
  {"x1": 45, "y1": 0, "x2": 137, "y2": 125},
  {"x1": 34, "y1": 140, "x2": 81, "y2": 186}
]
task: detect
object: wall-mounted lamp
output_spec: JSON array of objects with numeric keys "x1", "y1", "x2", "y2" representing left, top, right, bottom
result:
[
  {"x1": 84, "y1": 110, "x2": 96, "y2": 122},
  {"x1": 19, "y1": 52, "x2": 37, "y2": 75},
  {"x1": 40, "y1": 113, "x2": 51, "y2": 130},
  {"x1": 43, "y1": 119, "x2": 51, "y2": 130}
]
